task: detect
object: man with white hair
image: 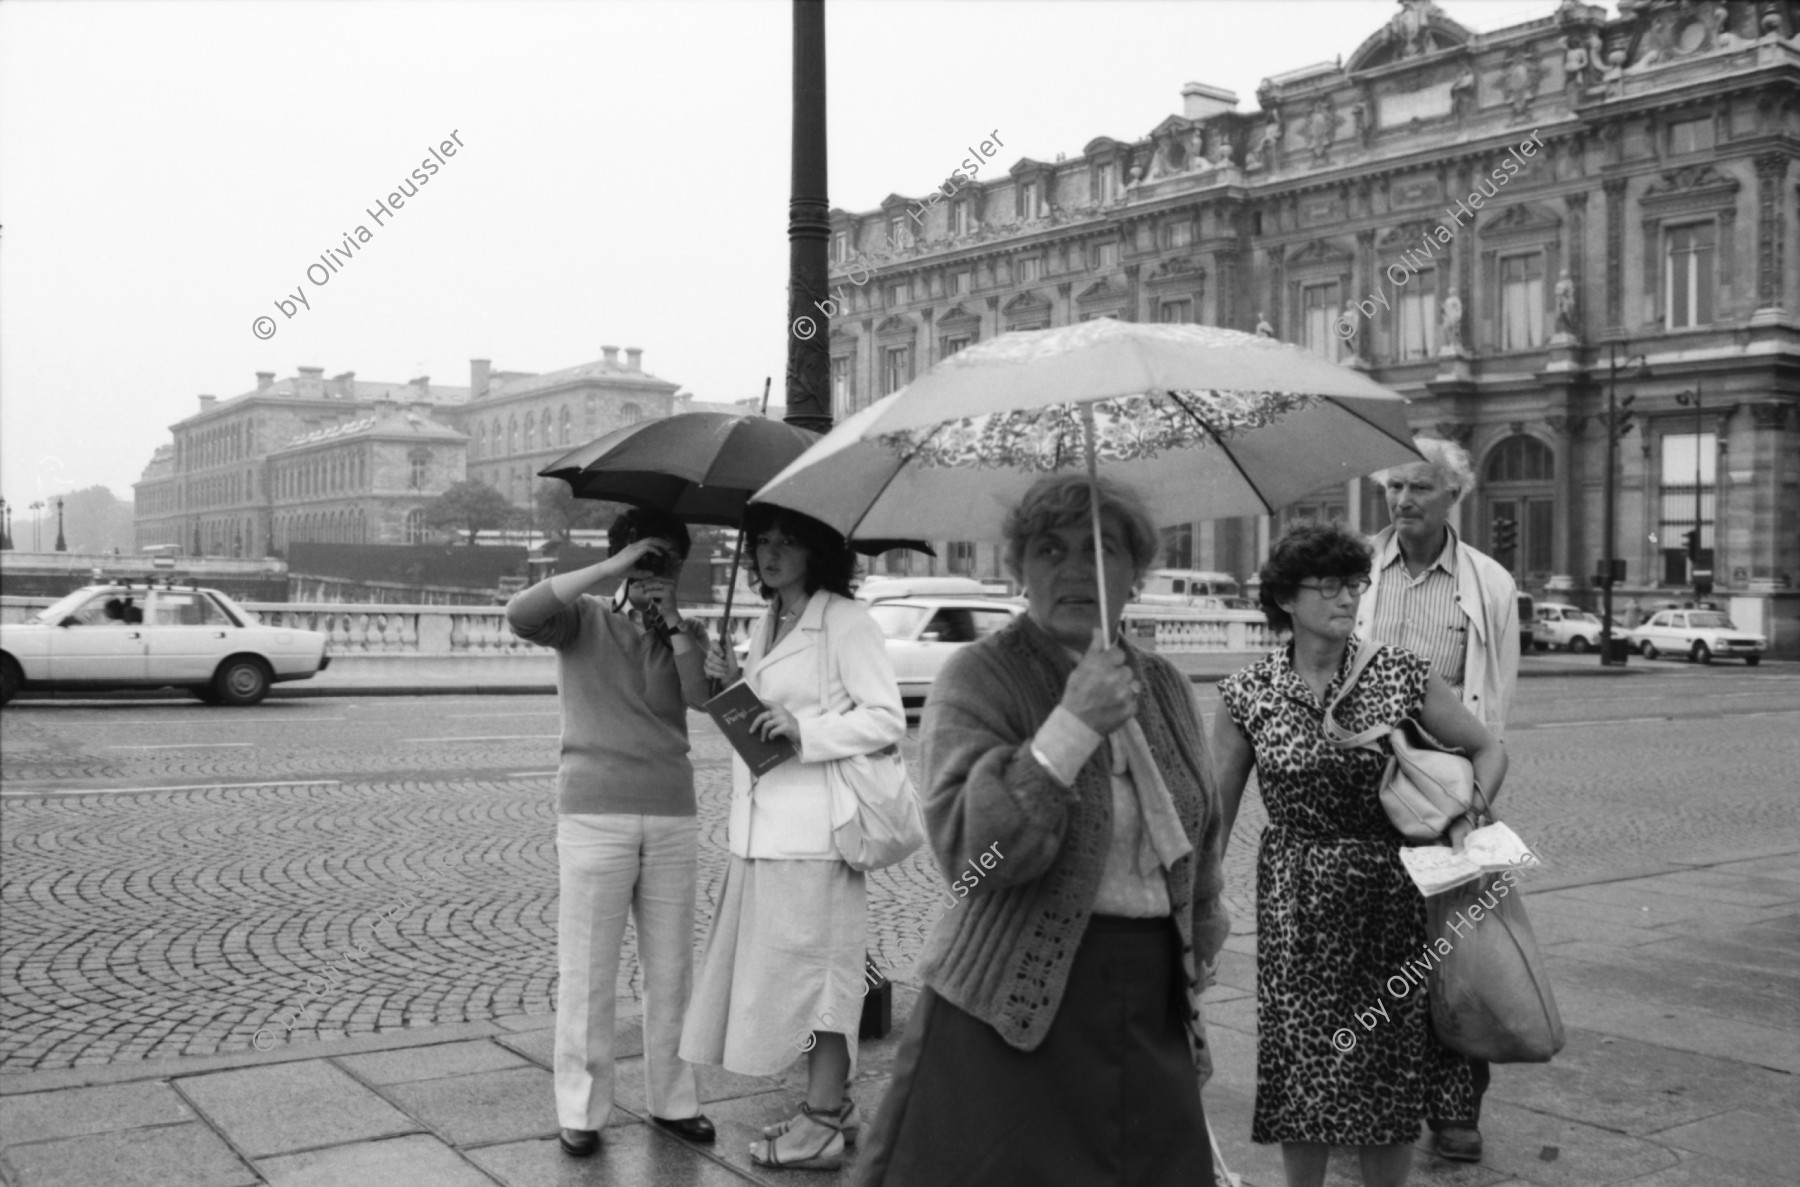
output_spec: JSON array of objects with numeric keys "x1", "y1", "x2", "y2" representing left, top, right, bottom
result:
[{"x1": 1354, "y1": 435, "x2": 1519, "y2": 1164}]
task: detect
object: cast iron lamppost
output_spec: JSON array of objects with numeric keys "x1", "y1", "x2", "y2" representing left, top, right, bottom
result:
[
  {"x1": 785, "y1": 0, "x2": 831, "y2": 434},
  {"x1": 54, "y1": 497, "x2": 67, "y2": 552},
  {"x1": 1673, "y1": 384, "x2": 1709, "y2": 597},
  {"x1": 29, "y1": 500, "x2": 45, "y2": 552},
  {"x1": 1599, "y1": 342, "x2": 1650, "y2": 665}
]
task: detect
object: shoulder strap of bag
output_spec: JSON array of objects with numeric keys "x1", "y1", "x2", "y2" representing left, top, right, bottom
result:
[{"x1": 1320, "y1": 638, "x2": 1393, "y2": 750}]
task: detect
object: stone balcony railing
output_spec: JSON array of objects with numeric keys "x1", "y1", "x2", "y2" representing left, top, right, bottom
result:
[{"x1": 1, "y1": 597, "x2": 1274, "y2": 655}]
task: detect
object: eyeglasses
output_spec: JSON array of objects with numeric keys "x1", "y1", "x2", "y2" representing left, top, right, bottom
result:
[{"x1": 1296, "y1": 575, "x2": 1371, "y2": 599}]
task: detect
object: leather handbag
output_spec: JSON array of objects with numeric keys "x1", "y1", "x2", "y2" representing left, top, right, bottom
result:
[
  {"x1": 1427, "y1": 868, "x2": 1567, "y2": 1062},
  {"x1": 1321, "y1": 640, "x2": 1478, "y2": 841},
  {"x1": 815, "y1": 601, "x2": 926, "y2": 872}
]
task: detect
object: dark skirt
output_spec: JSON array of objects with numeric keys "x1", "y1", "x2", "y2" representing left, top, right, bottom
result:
[{"x1": 855, "y1": 915, "x2": 1217, "y2": 1187}]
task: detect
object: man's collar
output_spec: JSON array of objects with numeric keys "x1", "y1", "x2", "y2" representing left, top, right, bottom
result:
[{"x1": 1382, "y1": 525, "x2": 1459, "y2": 575}]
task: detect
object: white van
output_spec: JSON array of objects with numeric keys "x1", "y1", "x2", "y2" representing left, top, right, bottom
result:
[{"x1": 1137, "y1": 569, "x2": 1241, "y2": 606}]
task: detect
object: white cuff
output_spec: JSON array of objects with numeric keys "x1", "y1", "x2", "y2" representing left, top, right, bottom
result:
[{"x1": 1030, "y1": 705, "x2": 1105, "y2": 787}]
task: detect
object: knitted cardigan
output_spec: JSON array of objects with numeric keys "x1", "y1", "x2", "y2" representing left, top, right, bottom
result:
[{"x1": 916, "y1": 613, "x2": 1230, "y2": 1074}]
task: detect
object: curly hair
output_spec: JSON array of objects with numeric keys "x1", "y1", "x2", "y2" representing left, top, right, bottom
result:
[
  {"x1": 1001, "y1": 474, "x2": 1159, "y2": 583},
  {"x1": 744, "y1": 504, "x2": 859, "y2": 599},
  {"x1": 1257, "y1": 521, "x2": 1373, "y2": 635}
]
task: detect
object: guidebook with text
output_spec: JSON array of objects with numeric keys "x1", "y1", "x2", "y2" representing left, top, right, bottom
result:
[
  {"x1": 1400, "y1": 822, "x2": 1541, "y2": 897},
  {"x1": 703, "y1": 680, "x2": 799, "y2": 776}
]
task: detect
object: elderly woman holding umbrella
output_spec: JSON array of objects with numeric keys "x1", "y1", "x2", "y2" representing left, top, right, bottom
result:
[{"x1": 854, "y1": 473, "x2": 1230, "y2": 1185}]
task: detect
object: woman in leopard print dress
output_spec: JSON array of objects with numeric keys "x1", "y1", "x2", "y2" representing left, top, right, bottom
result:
[{"x1": 1212, "y1": 523, "x2": 1507, "y2": 1187}]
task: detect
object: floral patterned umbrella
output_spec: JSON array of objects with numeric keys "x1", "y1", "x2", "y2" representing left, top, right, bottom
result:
[{"x1": 753, "y1": 319, "x2": 1421, "y2": 639}]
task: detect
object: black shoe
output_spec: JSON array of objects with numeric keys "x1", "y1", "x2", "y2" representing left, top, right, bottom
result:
[
  {"x1": 653, "y1": 1114, "x2": 716, "y2": 1143},
  {"x1": 559, "y1": 1127, "x2": 600, "y2": 1157},
  {"x1": 1433, "y1": 1123, "x2": 1482, "y2": 1162}
]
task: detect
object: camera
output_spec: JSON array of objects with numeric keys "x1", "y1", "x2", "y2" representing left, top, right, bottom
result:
[{"x1": 627, "y1": 531, "x2": 677, "y2": 577}]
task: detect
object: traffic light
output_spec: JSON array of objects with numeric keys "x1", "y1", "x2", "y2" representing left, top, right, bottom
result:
[
  {"x1": 1683, "y1": 528, "x2": 1700, "y2": 561},
  {"x1": 1491, "y1": 516, "x2": 1517, "y2": 556}
]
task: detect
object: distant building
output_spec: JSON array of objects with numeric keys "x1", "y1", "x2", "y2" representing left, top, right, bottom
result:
[
  {"x1": 826, "y1": 0, "x2": 1800, "y2": 614},
  {"x1": 455, "y1": 346, "x2": 681, "y2": 506},
  {"x1": 132, "y1": 346, "x2": 690, "y2": 555}
]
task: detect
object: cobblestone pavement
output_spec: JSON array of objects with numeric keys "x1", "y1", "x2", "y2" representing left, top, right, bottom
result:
[{"x1": 3, "y1": 667, "x2": 1797, "y2": 1074}]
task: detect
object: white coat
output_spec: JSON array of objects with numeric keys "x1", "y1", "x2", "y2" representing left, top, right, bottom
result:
[
  {"x1": 728, "y1": 590, "x2": 907, "y2": 860},
  {"x1": 1356, "y1": 525, "x2": 1520, "y2": 739}
]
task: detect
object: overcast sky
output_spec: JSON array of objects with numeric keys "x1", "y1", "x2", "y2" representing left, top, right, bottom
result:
[{"x1": 0, "y1": 0, "x2": 1579, "y2": 522}]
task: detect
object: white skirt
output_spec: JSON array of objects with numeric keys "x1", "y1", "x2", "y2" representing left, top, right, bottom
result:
[{"x1": 679, "y1": 855, "x2": 866, "y2": 1078}]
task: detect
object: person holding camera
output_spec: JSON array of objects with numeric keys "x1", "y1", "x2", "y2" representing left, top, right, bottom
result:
[{"x1": 505, "y1": 507, "x2": 717, "y2": 1158}]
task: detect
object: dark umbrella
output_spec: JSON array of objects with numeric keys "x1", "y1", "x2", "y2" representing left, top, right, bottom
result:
[{"x1": 539, "y1": 405, "x2": 931, "y2": 667}]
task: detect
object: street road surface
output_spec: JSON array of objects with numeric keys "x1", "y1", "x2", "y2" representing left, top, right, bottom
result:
[{"x1": 2, "y1": 665, "x2": 1796, "y2": 1073}]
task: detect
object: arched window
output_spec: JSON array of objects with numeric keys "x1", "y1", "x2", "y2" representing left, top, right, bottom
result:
[
  {"x1": 508, "y1": 417, "x2": 518, "y2": 454},
  {"x1": 560, "y1": 405, "x2": 572, "y2": 445},
  {"x1": 620, "y1": 402, "x2": 643, "y2": 424},
  {"x1": 405, "y1": 508, "x2": 427, "y2": 544},
  {"x1": 492, "y1": 419, "x2": 503, "y2": 456},
  {"x1": 1484, "y1": 435, "x2": 1554, "y2": 483},
  {"x1": 524, "y1": 411, "x2": 536, "y2": 450},
  {"x1": 475, "y1": 423, "x2": 486, "y2": 459}
]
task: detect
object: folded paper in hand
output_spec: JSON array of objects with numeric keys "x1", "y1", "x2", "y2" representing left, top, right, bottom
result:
[
  {"x1": 704, "y1": 681, "x2": 798, "y2": 776},
  {"x1": 1401, "y1": 822, "x2": 1541, "y2": 897}
]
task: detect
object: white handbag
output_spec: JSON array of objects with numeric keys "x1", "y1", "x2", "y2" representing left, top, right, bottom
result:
[{"x1": 816, "y1": 602, "x2": 926, "y2": 872}]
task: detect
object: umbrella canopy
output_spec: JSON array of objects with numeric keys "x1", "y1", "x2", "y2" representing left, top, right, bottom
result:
[
  {"x1": 540, "y1": 412, "x2": 820, "y2": 528},
  {"x1": 753, "y1": 319, "x2": 1422, "y2": 544}
]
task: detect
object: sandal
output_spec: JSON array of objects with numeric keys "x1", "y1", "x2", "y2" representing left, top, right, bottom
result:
[
  {"x1": 748, "y1": 1102, "x2": 848, "y2": 1170},
  {"x1": 760, "y1": 1098, "x2": 862, "y2": 1145}
]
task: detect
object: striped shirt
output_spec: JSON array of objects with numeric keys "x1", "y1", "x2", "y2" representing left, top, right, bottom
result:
[{"x1": 1367, "y1": 529, "x2": 1467, "y2": 691}]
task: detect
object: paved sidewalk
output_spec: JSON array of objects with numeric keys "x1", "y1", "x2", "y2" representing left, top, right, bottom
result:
[{"x1": 3, "y1": 850, "x2": 1794, "y2": 1186}]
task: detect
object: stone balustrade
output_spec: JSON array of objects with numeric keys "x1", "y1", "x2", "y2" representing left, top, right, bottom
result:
[{"x1": 6, "y1": 597, "x2": 1276, "y2": 654}]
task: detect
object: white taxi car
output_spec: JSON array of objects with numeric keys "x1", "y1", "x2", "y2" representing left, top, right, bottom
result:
[
  {"x1": 1531, "y1": 604, "x2": 1604, "y2": 652},
  {"x1": 864, "y1": 596, "x2": 1024, "y2": 708},
  {"x1": 1, "y1": 583, "x2": 330, "y2": 705},
  {"x1": 1626, "y1": 609, "x2": 1766, "y2": 666}
]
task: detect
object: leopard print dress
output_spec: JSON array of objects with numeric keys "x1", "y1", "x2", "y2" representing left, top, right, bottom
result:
[{"x1": 1219, "y1": 639, "x2": 1473, "y2": 1146}]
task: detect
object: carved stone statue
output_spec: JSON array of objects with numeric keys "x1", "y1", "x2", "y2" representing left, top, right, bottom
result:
[
  {"x1": 1350, "y1": 97, "x2": 1370, "y2": 148},
  {"x1": 1255, "y1": 311, "x2": 1275, "y2": 338},
  {"x1": 1388, "y1": 0, "x2": 1436, "y2": 59},
  {"x1": 1439, "y1": 293, "x2": 1464, "y2": 350},
  {"x1": 1258, "y1": 108, "x2": 1284, "y2": 170},
  {"x1": 1563, "y1": 37, "x2": 1591, "y2": 95},
  {"x1": 1554, "y1": 268, "x2": 1578, "y2": 336},
  {"x1": 1305, "y1": 99, "x2": 1336, "y2": 163},
  {"x1": 1450, "y1": 66, "x2": 1476, "y2": 123}
]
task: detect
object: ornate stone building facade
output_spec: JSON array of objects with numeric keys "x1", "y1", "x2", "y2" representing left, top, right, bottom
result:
[{"x1": 827, "y1": 0, "x2": 1800, "y2": 622}]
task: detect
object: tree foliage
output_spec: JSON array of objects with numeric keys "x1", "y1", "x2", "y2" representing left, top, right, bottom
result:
[
  {"x1": 535, "y1": 480, "x2": 619, "y2": 543},
  {"x1": 422, "y1": 480, "x2": 523, "y2": 544}
]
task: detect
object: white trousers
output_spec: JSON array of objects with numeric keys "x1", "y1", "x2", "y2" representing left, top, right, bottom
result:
[{"x1": 555, "y1": 813, "x2": 701, "y2": 1130}]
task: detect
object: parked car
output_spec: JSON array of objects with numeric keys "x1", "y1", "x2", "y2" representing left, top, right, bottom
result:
[
  {"x1": 1136, "y1": 569, "x2": 1242, "y2": 607},
  {"x1": 0, "y1": 583, "x2": 331, "y2": 705},
  {"x1": 864, "y1": 596, "x2": 1024, "y2": 707},
  {"x1": 1532, "y1": 604, "x2": 1605, "y2": 652},
  {"x1": 1625, "y1": 609, "x2": 1765, "y2": 665}
]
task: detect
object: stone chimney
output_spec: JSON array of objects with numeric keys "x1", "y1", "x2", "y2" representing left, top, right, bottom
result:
[
  {"x1": 470, "y1": 358, "x2": 491, "y2": 400},
  {"x1": 625, "y1": 347, "x2": 643, "y2": 372},
  {"x1": 601, "y1": 345, "x2": 621, "y2": 368},
  {"x1": 331, "y1": 371, "x2": 357, "y2": 399},
  {"x1": 408, "y1": 376, "x2": 431, "y2": 399},
  {"x1": 1181, "y1": 82, "x2": 1238, "y2": 121},
  {"x1": 198, "y1": 394, "x2": 217, "y2": 412},
  {"x1": 255, "y1": 371, "x2": 275, "y2": 392},
  {"x1": 297, "y1": 366, "x2": 326, "y2": 399}
]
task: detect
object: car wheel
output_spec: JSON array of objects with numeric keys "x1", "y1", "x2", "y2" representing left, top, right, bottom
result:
[
  {"x1": 213, "y1": 657, "x2": 271, "y2": 706},
  {"x1": 1690, "y1": 642, "x2": 1712, "y2": 665},
  {"x1": 1569, "y1": 636, "x2": 1591, "y2": 654},
  {"x1": 1533, "y1": 641, "x2": 1547, "y2": 652},
  {"x1": 1, "y1": 656, "x2": 21, "y2": 705},
  {"x1": 1641, "y1": 642, "x2": 1657, "y2": 660},
  {"x1": 191, "y1": 685, "x2": 222, "y2": 704},
  {"x1": 1746, "y1": 655, "x2": 1761, "y2": 667}
]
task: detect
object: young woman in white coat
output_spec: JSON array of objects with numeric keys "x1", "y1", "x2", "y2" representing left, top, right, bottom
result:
[{"x1": 680, "y1": 505, "x2": 906, "y2": 1171}]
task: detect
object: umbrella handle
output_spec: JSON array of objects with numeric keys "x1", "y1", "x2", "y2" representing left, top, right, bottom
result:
[
  {"x1": 1081, "y1": 401, "x2": 1111, "y2": 650},
  {"x1": 711, "y1": 514, "x2": 750, "y2": 695}
]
